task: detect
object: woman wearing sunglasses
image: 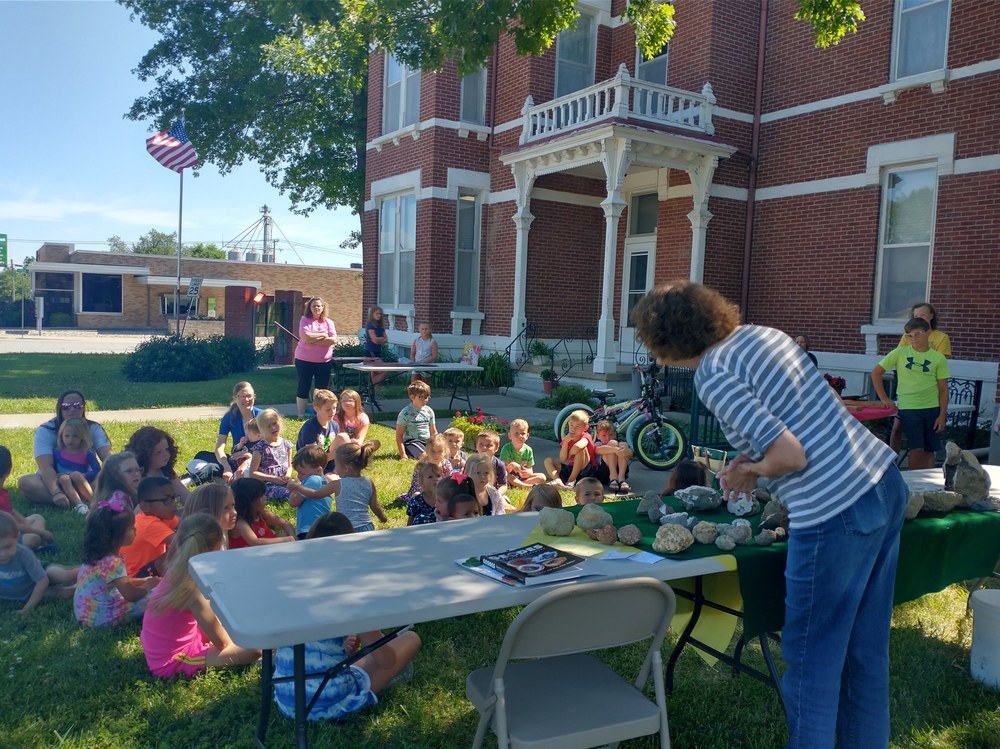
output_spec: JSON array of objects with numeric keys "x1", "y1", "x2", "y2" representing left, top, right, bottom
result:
[{"x1": 17, "y1": 390, "x2": 112, "y2": 508}]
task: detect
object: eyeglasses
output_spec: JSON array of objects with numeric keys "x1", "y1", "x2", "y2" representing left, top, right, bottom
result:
[
  {"x1": 144, "y1": 495, "x2": 181, "y2": 505},
  {"x1": 61, "y1": 402, "x2": 84, "y2": 409}
]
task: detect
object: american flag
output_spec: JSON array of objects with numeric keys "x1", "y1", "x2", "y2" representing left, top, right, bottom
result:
[{"x1": 146, "y1": 119, "x2": 199, "y2": 172}]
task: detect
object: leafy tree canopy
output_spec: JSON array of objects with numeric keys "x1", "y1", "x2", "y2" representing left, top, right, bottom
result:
[
  {"x1": 121, "y1": 0, "x2": 864, "y2": 218},
  {"x1": 108, "y1": 229, "x2": 223, "y2": 258}
]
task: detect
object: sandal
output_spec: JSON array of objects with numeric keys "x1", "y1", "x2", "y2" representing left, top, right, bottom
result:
[
  {"x1": 618, "y1": 481, "x2": 631, "y2": 494},
  {"x1": 608, "y1": 479, "x2": 620, "y2": 492}
]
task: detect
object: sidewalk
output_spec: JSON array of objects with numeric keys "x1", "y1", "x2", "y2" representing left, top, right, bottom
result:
[{"x1": 0, "y1": 392, "x2": 668, "y2": 496}]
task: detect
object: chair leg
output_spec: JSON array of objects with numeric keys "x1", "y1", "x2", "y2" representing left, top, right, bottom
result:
[{"x1": 471, "y1": 710, "x2": 492, "y2": 749}]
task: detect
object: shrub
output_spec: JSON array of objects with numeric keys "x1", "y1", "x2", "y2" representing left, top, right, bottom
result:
[
  {"x1": 121, "y1": 335, "x2": 259, "y2": 382},
  {"x1": 449, "y1": 407, "x2": 509, "y2": 449},
  {"x1": 535, "y1": 384, "x2": 597, "y2": 410}
]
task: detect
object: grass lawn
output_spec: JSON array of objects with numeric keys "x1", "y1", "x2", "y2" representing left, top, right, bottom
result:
[{"x1": 2, "y1": 412, "x2": 999, "y2": 746}]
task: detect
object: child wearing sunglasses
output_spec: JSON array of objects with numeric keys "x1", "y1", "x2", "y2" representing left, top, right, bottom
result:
[{"x1": 121, "y1": 476, "x2": 179, "y2": 578}]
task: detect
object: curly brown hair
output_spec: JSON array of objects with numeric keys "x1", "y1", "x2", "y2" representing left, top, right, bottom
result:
[
  {"x1": 125, "y1": 426, "x2": 179, "y2": 479},
  {"x1": 630, "y1": 280, "x2": 741, "y2": 361}
]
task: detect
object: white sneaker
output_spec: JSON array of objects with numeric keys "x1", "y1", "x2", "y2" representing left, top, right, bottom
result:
[{"x1": 75, "y1": 503, "x2": 90, "y2": 515}]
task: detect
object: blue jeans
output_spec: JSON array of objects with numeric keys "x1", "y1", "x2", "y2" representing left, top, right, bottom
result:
[{"x1": 782, "y1": 464, "x2": 907, "y2": 749}]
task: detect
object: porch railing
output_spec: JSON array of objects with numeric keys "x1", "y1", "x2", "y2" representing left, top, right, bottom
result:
[{"x1": 520, "y1": 64, "x2": 715, "y2": 145}]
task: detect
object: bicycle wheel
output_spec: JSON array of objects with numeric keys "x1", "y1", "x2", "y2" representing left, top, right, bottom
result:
[
  {"x1": 631, "y1": 416, "x2": 687, "y2": 470},
  {"x1": 553, "y1": 403, "x2": 595, "y2": 440}
]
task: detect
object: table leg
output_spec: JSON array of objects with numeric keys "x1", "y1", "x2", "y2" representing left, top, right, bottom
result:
[
  {"x1": 293, "y1": 644, "x2": 308, "y2": 749},
  {"x1": 447, "y1": 371, "x2": 474, "y2": 412},
  {"x1": 255, "y1": 648, "x2": 274, "y2": 749}
]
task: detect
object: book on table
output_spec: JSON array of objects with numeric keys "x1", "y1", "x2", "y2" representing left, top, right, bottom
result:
[
  {"x1": 457, "y1": 556, "x2": 596, "y2": 587},
  {"x1": 480, "y1": 542, "x2": 586, "y2": 581}
]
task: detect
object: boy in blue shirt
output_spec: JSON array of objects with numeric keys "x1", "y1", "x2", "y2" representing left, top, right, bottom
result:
[
  {"x1": 871, "y1": 317, "x2": 950, "y2": 470},
  {"x1": 288, "y1": 445, "x2": 334, "y2": 539}
]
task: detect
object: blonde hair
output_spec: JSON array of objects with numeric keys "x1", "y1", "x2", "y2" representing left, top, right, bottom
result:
[
  {"x1": 304, "y1": 296, "x2": 328, "y2": 321},
  {"x1": 312, "y1": 389, "x2": 337, "y2": 407},
  {"x1": 58, "y1": 417, "x2": 93, "y2": 451},
  {"x1": 244, "y1": 419, "x2": 261, "y2": 439},
  {"x1": 416, "y1": 458, "x2": 444, "y2": 483},
  {"x1": 567, "y1": 410, "x2": 590, "y2": 427},
  {"x1": 465, "y1": 452, "x2": 495, "y2": 486},
  {"x1": 423, "y1": 434, "x2": 448, "y2": 462},
  {"x1": 508, "y1": 418, "x2": 529, "y2": 433},
  {"x1": 182, "y1": 484, "x2": 234, "y2": 550},
  {"x1": 94, "y1": 451, "x2": 139, "y2": 504},
  {"x1": 595, "y1": 420, "x2": 616, "y2": 439},
  {"x1": 521, "y1": 484, "x2": 562, "y2": 512},
  {"x1": 574, "y1": 477, "x2": 603, "y2": 495},
  {"x1": 151, "y1": 514, "x2": 224, "y2": 613},
  {"x1": 255, "y1": 408, "x2": 283, "y2": 437},
  {"x1": 443, "y1": 427, "x2": 464, "y2": 440},
  {"x1": 336, "y1": 389, "x2": 366, "y2": 424}
]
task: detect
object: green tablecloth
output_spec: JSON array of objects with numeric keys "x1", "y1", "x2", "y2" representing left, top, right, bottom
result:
[{"x1": 571, "y1": 499, "x2": 1000, "y2": 637}]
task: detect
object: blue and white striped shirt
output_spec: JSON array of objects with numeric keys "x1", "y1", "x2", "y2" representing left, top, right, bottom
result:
[{"x1": 695, "y1": 326, "x2": 896, "y2": 529}]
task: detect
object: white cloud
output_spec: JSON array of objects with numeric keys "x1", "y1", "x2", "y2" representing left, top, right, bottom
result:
[{"x1": 0, "y1": 196, "x2": 177, "y2": 227}]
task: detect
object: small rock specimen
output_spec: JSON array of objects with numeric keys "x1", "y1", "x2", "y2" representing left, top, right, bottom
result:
[
  {"x1": 970, "y1": 497, "x2": 1000, "y2": 512},
  {"x1": 920, "y1": 490, "x2": 963, "y2": 513},
  {"x1": 726, "y1": 493, "x2": 760, "y2": 517},
  {"x1": 944, "y1": 441, "x2": 991, "y2": 505},
  {"x1": 674, "y1": 485, "x2": 723, "y2": 512},
  {"x1": 715, "y1": 535, "x2": 736, "y2": 551},
  {"x1": 577, "y1": 504, "x2": 613, "y2": 531},
  {"x1": 637, "y1": 491, "x2": 664, "y2": 517},
  {"x1": 905, "y1": 493, "x2": 924, "y2": 520},
  {"x1": 716, "y1": 519, "x2": 753, "y2": 545},
  {"x1": 755, "y1": 529, "x2": 778, "y2": 546},
  {"x1": 617, "y1": 524, "x2": 642, "y2": 546},
  {"x1": 538, "y1": 506, "x2": 575, "y2": 536},
  {"x1": 691, "y1": 520, "x2": 718, "y2": 545},
  {"x1": 652, "y1": 524, "x2": 694, "y2": 554},
  {"x1": 759, "y1": 499, "x2": 789, "y2": 531},
  {"x1": 587, "y1": 525, "x2": 618, "y2": 544},
  {"x1": 660, "y1": 511, "x2": 697, "y2": 529}
]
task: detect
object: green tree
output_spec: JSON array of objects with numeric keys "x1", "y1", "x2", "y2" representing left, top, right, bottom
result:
[
  {"x1": 0, "y1": 264, "x2": 31, "y2": 303},
  {"x1": 106, "y1": 229, "x2": 179, "y2": 256},
  {"x1": 184, "y1": 243, "x2": 226, "y2": 259},
  {"x1": 121, "y1": 0, "x2": 864, "y2": 217}
]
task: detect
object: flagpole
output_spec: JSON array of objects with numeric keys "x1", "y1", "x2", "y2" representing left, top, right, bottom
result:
[{"x1": 176, "y1": 168, "x2": 183, "y2": 336}]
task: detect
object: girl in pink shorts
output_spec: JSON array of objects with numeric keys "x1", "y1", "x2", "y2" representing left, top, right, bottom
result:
[{"x1": 140, "y1": 514, "x2": 259, "y2": 678}]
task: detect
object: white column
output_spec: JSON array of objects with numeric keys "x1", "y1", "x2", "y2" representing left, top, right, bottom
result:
[
  {"x1": 686, "y1": 155, "x2": 719, "y2": 283},
  {"x1": 594, "y1": 137, "x2": 633, "y2": 374},
  {"x1": 509, "y1": 161, "x2": 536, "y2": 361}
]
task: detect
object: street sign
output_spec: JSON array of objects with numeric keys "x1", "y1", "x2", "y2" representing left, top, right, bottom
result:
[
  {"x1": 0, "y1": 234, "x2": 7, "y2": 266},
  {"x1": 186, "y1": 276, "x2": 203, "y2": 297}
]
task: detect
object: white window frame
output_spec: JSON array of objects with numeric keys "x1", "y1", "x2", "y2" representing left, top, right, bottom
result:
[
  {"x1": 160, "y1": 293, "x2": 196, "y2": 317},
  {"x1": 460, "y1": 67, "x2": 487, "y2": 125},
  {"x1": 873, "y1": 163, "x2": 938, "y2": 324},
  {"x1": 891, "y1": 0, "x2": 950, "y2": 81},
  {"x1": 383, "y1": 54, "x2": 422, "y2": 134},
  {"x1": 377, "y1": 192, "x2": 416, "y2": 309},
  {"x1": 554, "y1": 13, "x2": 596, "y2": 98},
  {"x1": 635, "y1": 42, "x2": 668, "y2": 85},
  {"x1": 453, "y1": 189, "x2": 482, "y2": 311}
]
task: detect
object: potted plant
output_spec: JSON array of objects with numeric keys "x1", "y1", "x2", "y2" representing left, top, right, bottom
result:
[
  {"x1": 540, "y1": 368, "x2": 559, "y2": 394},
  {"x1": 528, "y1": 339, "x2": 551, "y2": 365}
]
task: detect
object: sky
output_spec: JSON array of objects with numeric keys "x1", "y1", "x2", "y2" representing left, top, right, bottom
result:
[{"x1": 0, "y1": 0, "x2": 361, "y2": 269}]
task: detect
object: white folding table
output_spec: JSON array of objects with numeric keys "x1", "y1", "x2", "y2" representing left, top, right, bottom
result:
[
  {"x1": 343, "y1": 361, "x2": 483, "y2": 412},
  {"x1": 190, "y1": 513, "x2": 729, "y2": 749}
]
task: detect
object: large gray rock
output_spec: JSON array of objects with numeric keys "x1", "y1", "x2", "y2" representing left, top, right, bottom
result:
[
  {"x1": 943, "y1": 441, "x2": 991, "y2": 506},
  {"x1": 674, "y1": 485, "x2": 723, "y2": 512}
]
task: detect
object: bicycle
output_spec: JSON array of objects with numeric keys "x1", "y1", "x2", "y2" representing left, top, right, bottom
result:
[{"x1": 551, "y1": 362, "x2": 687, "y2": 470}]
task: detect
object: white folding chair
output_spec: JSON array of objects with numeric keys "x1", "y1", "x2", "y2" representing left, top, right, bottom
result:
[{"x1": 466, "y1": 577, "x2": 676, "y2": 749}]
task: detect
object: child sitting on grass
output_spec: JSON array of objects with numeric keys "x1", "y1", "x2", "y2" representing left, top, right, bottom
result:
[
  {"x1": 544, "y1": 410, "x2": 598, "y2": 489},
  {"x1": 519, "y1": 484, "x2": 562, "y2": 512},
  {"x1": 395, "y1": 381, "x2": 437, "y2": 459},
  {"x1": 406, "y1": 461, "x2": 443, "y2": 526},
  {"x1": 574, "y1": 477, "x2": 605, "y2": 505},
  {"x1": 0, "y1": 511, "x2": 77, "y2": 614},
  {"x1": 288, "y1": 445, "x2": 333, "y2": 539},
  {"x1": 499, "y1": 419, "x2": 547, "y2": 488},
  {"x1": 229, "y1": 419, "x2": 262, "y2": 479},
  {"x1": 442, "y1": 427, "x2": 468, "y2": 473},
  {"x1": 395, "y1": 434, "x2": 451, "y2": 505},
  {"x1": 474, "y1": 430, "x2": 509, "y2": 495},
  {"x1": 92, "y1": 451, "x2": 143, "y2": 513},
  {"x1": 74, "y1": 498, "x2": 158, "y2": 627},
  {"x1": 0, "y1": 445, "x2": 55, "y2": 551},
  {"x1": 330, "y1": 442, "x2": 387, "y2": 533},
  {"x1": 296, "y1": 389, "x2": 353, "y2": 474},
  {"x1": 272, "y1": 511, "x2": 422, "y2": 721},
  {"x1": 228, "y1": 478, "x2": 295, "y2": 549},
  {"x1": 436, "y1": 494, "x2": 481, "y2": 521},
  {"x1": 121, "y1": 476, "x2": 179, "y2": 578},
  {"x1": 141, "y1": 514, "x2": 261, "y2": 678},
  {"x1": 248, "y1": 409, "x2": 294, "y2": 501},
  {"x1": 465, "y1": 453, "x2": 505, "y2": 516},
  {"x1": 53, "y1": 417, "x2": 100, "y2": 511}
]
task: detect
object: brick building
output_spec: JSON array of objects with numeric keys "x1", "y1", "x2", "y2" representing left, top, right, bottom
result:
[
  {"x1": 29, "y1": 243, "x2": 363, "y2": 341},
  {"x1": 364, "y1": 0, "x2": 997, "y2": 415}
]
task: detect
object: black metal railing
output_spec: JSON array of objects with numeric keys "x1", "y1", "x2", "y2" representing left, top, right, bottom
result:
[{"x1": 505, "y1": 322, "x2": 540, "y2": 377}]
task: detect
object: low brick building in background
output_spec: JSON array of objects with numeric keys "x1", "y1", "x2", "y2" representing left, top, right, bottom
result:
[
  {"x1": 362, "y1": 0, "x2": 999, "y2": 419},
  {"x1": 27, "y1": 243, "x2": 363, "y2": 342}
]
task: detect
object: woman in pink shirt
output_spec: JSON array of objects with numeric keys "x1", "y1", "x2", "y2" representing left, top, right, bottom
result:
[{"x1": 294, "y1": 297, "x2": 338, "y2": 417}]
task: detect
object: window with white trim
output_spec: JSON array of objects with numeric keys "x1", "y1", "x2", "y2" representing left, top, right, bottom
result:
[
  {"x1": 161, "y1": 293, "x2": 196, "y2": 317},
  {"x1": 378, "y1": 193, "x2": 416, "y2": 307},
  {"x1": 454, "y1": 190, "x2": 481, "y2": 310},
  {"x1": 460, "y1": 67, "x2": 487, "y2": 125},
  {"x1": 875, "y1": 165, "x2": 936, "y2": 321},
  {"x1": 893, "y1": 0, "x2": 950, "y2": 80},
  {"x1": 555, "y1": 14, "x2": 595, "y2": 97},
  {"x1": 636, "y1": 43, "x2": 668, "y2": 86},
  {"x1": 628, "y1": 193, "x2": 658, "y2": 236},
  {"x1": 81, "y1": 274, "x2": 122, "y2": 313},
  {"x1": 383, "y1": 55, "x2": 421, "y2": 133}
]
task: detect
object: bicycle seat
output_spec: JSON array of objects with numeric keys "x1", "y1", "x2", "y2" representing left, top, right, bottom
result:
[{"x1": 590, "y1": 388, "x2": 616, "y2": 403}]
